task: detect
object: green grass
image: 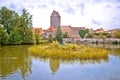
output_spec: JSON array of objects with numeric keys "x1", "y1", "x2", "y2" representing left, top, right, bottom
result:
[{"x1": 28, "y1": 42, "x2": 109, "y2": 60}]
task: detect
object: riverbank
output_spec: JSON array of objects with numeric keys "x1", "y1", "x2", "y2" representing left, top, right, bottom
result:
[
  {"x1": 28, "y1": 42, "x2": 108, "y2": 60},
  {"x1": 63, "y1": 38, "x2": 120, "y2": 44}
]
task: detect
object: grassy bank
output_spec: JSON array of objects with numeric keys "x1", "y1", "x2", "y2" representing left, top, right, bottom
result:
[{"x1": 28, "y1": 42, "x2": 109, "y2": 60}]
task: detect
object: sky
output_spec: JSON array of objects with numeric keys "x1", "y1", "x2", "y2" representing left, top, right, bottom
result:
[{"x1": 0, "y1": 0, "x2": 120, "y2": 30}]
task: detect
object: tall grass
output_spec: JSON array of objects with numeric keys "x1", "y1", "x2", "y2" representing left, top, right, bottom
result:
[{"x1": 28, "y1": 42, "x2": 109, "y2": 60}]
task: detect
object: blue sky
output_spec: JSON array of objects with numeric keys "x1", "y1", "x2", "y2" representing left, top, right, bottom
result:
[{"x1": 0, "y1": 0, "x2": 120, "y2": 30}]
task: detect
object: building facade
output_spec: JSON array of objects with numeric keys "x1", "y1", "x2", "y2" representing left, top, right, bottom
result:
[
  {"x1": 62, "y1": 25, "x2": 86, "y2": 38},
  {"x1": 43, "y1": 26, "x2": 56, "y2": 39},
  {"x1": 32, "y1": 28, "x2": 43, "y2": 35},
  {"x1": 50, "y1": 10, "x2": 61, "y2": 28}
]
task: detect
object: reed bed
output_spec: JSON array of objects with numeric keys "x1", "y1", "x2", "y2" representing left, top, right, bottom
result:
[{"x1": 28, "y1": 42, "x2": 109, "y2": 60}]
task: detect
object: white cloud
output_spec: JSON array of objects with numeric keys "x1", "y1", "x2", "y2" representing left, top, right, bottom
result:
[{"x1": 0, "y1": 0, "x2": 120, "y2": 30}]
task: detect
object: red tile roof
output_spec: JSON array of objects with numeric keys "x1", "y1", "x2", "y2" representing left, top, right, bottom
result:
[
  {"x1": 107, "y1": 29, "x2": 118, "y2": 33},
  {"x1": 95, "y1": 28, "x2": 104, "y2": 32},
  {"x1": 71, "y1": 27, "x2": 86, "y2": 30},
  {"x1": 50, "y1": 10, "x2": 61, "y2": 18},
  {"x1": 44, "y1": 26, "x2": 56, "y2": 32}
]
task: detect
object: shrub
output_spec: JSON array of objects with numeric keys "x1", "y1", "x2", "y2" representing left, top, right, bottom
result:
[
  {"x1": 28, "y1": 42, "x2": 109, "y2": 60},
  {"x1": 112, "y1": 40, "x2": 118, "y2": 44},
  {"x1": 48, "y1": 35, "x2": 53, "y2": 43},
  {"x1": 56, "y1": 26, "x2": 63, "y2": 44}
]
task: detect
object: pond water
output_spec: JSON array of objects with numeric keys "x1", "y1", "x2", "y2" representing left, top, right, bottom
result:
[{"x1": 0, "y1": 45, "x2": 120, "y2": 80}]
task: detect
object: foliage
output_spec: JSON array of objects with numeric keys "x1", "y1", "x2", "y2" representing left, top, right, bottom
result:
[
  {"x1": 34, "y1": 33, "x2": 40, "y2": 44},
  {"x1": 114, "y1": 30, "x2": 120, "y2": 38},
  {"x1": 63, "y1": 32, "x2": 68, "y2": 38},
  {"x1": 86, "y1": 29, "x2": 89, "y2": 33},
  {"x1": 48, "y1": 35, "x2": 53, "y2": 43},
  {"x1": 93, "y1": 32, "x2": 112, "y2": 38},
  {"x1": 0, "y1": 6, "x2": 18, "y2": 34},
  {"x1": 0, "y1": 25, "x2": 9, "y2": 45},
  {"x1": 106, "y1": 33, "x2": 112, "y2": 38},
  {"x1": 93, "y1": 32, "x2": 110, "y2": 36},
  {"x1": 20, "y1": 9, "x2": 33, "y2": 44},
  {"x1": 9, "y1": 27, "x2": 22, "y2": 44},
  {"x1": 0, "y1": 6, "x2": 33, "y2": 45},
  {"x1": 56, "y1": 26, "x2": 63, "y2": 44},
  {"x1": 34, "y1": 29, "x2": 40, "y2": 44},
  {"x1": 86, "y1": 33, "x2": 94, "y2": 38},
  {"x1": 28, "y1": 42, "x2": 109, "y2": 60},
  {"x1": 112, "y1": 40, "x2": 119, "y2": 44},
  {"x1": 99, "y1": 34, "x2": 104, "y2": 38},
  {"x1": 79, "y1": 30, "x2": 88, "y2": 38}
]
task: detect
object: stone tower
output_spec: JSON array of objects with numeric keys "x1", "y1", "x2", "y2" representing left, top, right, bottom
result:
[{"x1": 50, "y1": 10, "x2": 61, "y2": 28}]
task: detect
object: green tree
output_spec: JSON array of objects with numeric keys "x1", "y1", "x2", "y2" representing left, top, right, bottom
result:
[
  {"x1": 86, "y1": 33, "x2": 94, "y2": 38},
  {"x1": 106, "y1": 33, "x2": 112, "y2": 38},
  {"x1": 20, "y1": 9, "x2": 33, "y2": 44},
  {"x1": 63, "y1": 32, "x2": 68, "y2": 38},
  {"x1": 9, "y1": 27, "x2": 22, "y2": 44},
  {"x1": 99, "y1": 33, "x2": 104, "y2": 38},
  {"x1": 34, "y1": 29, "x2": 40, "y2": 44},
  {"x1": 0, "y1": 6, "x2": 19, "y2": 34},
  {"x1": 48, "y1": 35, "x2": 53, "y2": 43},
  {"x1": 0, "y1": 7, "x2": 33, "y2": 45},
  {"x1": 0, "y1": 25, "x2": 9, "y2": 45},
  {"x1": 79, "y1": 30, "x2": 87, "y2": 38},
  {"x1": 114, "y1": 30, "x2": 120, "y2": 38},
  {"x1": 56, "y1": 26, "x2": 63, "y2": 44}
]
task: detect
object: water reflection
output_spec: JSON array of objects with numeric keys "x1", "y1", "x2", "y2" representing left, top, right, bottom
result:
[
  {"x1": 33, "y1": 57, "x2": 109, "y2": 75},
  {"x1": 0, "y1": 45, "x2": 32, "y2": 79},
  {"x1": 109, "y1": 48, "x2": 120, "y2": 57},
  {"x1": 0, "y1": 44, "x2": 120, "y2": 80},
  {"x1": 49, "y1": 58, "x2": 60, "y2": 74},
  {"x1": 89, "y1": 43, "x2": 120, "y2": 49}
]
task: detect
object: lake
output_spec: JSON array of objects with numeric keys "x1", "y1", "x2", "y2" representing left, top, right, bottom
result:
[{"x1": 0, "y1": 44, "x2": 120, "y2": 80}]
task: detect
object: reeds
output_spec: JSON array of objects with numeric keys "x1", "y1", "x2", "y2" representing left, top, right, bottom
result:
[{"x1": 28, "y1": 42, "x2": 109, "y2": 60}]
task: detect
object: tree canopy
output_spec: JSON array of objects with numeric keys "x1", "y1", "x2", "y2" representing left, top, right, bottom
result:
[
  {"x1": 114, "y1": 29, "x2": 120, "y2": 38},
  {"x1": 79, "y1": 30, "x2": 88, "y2": 38},
  {"x1": 56, "y1": 26, "x2": 63, "y2": 44},
  {"x1": 0, "y1": 6, "x2": 33, "y2": 45}
]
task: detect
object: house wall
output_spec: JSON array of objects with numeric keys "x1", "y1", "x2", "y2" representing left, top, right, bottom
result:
[{"x1": 62, "y1": 26, "x2": 86, "y2": 38}]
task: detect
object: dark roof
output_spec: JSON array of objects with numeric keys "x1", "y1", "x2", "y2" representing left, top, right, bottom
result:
[{"x1": 50, "y1": 10, "x2": 61, "y2": 18}]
